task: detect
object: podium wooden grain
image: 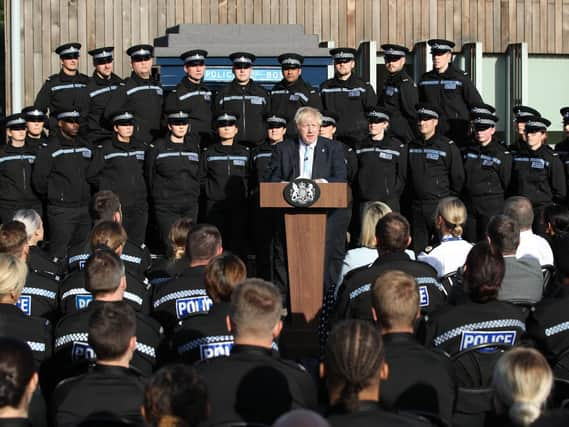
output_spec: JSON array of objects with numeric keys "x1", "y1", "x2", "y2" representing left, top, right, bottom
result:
[{"x1": 260, "y1": 182, "x2": 348, "y2": 356}]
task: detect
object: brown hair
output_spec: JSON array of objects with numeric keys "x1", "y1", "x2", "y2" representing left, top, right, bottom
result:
[
  {"x1": 0, "y1": 221, "x2": 28, "y2": 256},
  {"x1": 89, "y1": 221, "x2": 128, "y2": 252},
  {"x1": 88, "y1": 301, "x2": 136, "y2": 361},
  {"x1": 205, "y1": 253, "x2": 247, "y2": 303},
  {"x1": 85, "y1": 249, "x2": 125, "y2": 294},
  {"x1": 168, "y1": 218, "x2": 193, "y2": 260},
  {"x1": 186, "y1": 224, "x2": 222, "y2": 263},
  {"x1": 372, "y1": 271, "x2": 418, "y2": 330},
  {"x1": 375, "y1": 212, "x2": 410, "y2": 253}
]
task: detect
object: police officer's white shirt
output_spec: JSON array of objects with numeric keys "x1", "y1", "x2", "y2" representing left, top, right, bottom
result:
[
  {"x1": 516, "y1": 229, "x2": 554, "y2": 266},
  {"x1": 418, "y1": 238, "x2": 473, "y2": 278}
]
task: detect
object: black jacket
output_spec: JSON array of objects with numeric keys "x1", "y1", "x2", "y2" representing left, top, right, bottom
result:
[
  {"x1": 380, "y1": 70, "x2": 419, "y2": 143},
  {"x1": 17, "y1": 269, "x2": 60, "y2": 322},
  {"x1": 0, "y1": 143, "x2": 40, "y2": 207},
  {"x1": 200, "y1": 143, "x2": 250, "y2": 201},
  {"x1": 84, "y1": 72, "x2": 124, "y2": 144},
  {"x1": 326, "y1": 401, "x2": 431, "y2": 427}
]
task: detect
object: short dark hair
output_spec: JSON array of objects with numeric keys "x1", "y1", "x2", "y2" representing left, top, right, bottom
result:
[
  {"x1": 205, "y1": 253, "x2": 247, "y2": 303},
  {"x1": 0, "y1": 221, "x2": 28, "y2": 256},
  {"x1": 375, "y1": 212, "x2": 410, "y2": 253},
  {"x1": 504, "y1": 196, "x2": 534, "y2": 229},
  {"x1": 90, "y1": 221, "x2": 128, "y2": 252},
  {"x1": 88, "y1": 301, "x2": 136, "y2": 361},
  {"x1": 0, "y1": 337, "x2": 35, "y2": 408},
  {"x1": 544, "y1": 205, "x2": 569, "y2": 236},
  {"x1": 90, "y1": 191, "x2": 122, "y2": 223},
  {"x1": 144, "y1": 364, "x2": 209, "y2": 427},
  {"x1": 186, "y1": 224, "x2": 222, "y2": 263},
  {"x1": 487, "y1": 214, "x2": 520, "y2": 254},
  {"x1": 463, "y1": 241, "x2": 505, "y2": 303},
  {"x1": 85, "y1": 249, "x2": 125, "y2": 294}
]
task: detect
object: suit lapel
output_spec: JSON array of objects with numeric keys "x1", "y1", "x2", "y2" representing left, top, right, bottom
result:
[
  {"x1": 292, "y1": 139, "x2": 301, "y2": 178},
  {"x1": 312, "y1": 138, "x2": 324, "y2": 179}
]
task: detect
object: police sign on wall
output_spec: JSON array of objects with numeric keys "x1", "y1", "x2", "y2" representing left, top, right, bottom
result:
[{"x1": 283, "y1": 178, "x2": 321, "y2": 208}]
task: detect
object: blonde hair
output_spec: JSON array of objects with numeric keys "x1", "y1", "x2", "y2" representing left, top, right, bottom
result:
[
  {"x1": 294, "y1": 106, "x2": 322, "y2": 127},
  {"x1": 0, "y1": 254, "x2": 28, "y2": 297},
  {"x1": 493, "y1": 347, "x2": 553, "y2": 427},
  {"x1": 360, "y1": 202, "x2": 392, "y2": 248},
  {"x1": 435, "y1": 197, "x2": 467, "y2": 238}
]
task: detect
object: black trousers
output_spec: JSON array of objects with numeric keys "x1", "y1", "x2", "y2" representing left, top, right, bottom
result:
[
  {"x1": 205, "y1": 199, "x2": 248, "y2": 261},
  {"x1": 324, "y1": 207, "x2": 351, "y2": 292},
  {"x1": 464, "y1": 195, "x2": 504, "y2": 243},
  {"x1": 411, "y1": 200, "x2": 438, "y2": 253},
  {"x1": 0, "y1": 201, "x2": 43, "y2": 225},
  {"x1": 47, "y1": 204, "x2": 90, "y2": 260},
  {"x1": 154, "y1": 201, "x2": 198, "y2": 247},
  {"x1": 122, "y1": 201, "x2": 149, "y2": 246}
]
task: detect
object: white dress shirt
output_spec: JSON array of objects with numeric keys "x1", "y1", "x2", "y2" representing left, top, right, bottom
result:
[{"x1": 516, "y1": 229, "x2": 554, "y2": 266}]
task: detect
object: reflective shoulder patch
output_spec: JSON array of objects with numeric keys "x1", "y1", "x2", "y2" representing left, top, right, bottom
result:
[
  {"x1": 175, "y1": 295, "x2": 213, "y2": 319},
  {"x1": 459, "y1": 330, "x2": 517, "y2": 352}
]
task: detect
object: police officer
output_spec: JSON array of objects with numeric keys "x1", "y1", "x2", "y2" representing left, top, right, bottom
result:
[
  {"x1": 21, "y1": 107, "x2": 48, "y2": 149},
  {"x1": 511, "y1": 105, "x2": 541, "y2": 150},
  {"x1": 85, "y1": 46, "x2": 124, "y2": 145},
  {"x1": 145, "y1": 111, "x2": 201, "y2": 247},
  {"x1": 200, "y1": 112, "x2": 250, "y2": 260},
  {"x1": 270, "y1": 53, "x2": 322, "y2": 139},
  {"x1": 407, "y1": 104, "x2": 465, "y2": 252},
  {"x1": 354, "y1": 107, "x2": 407, "y2": 213},
  {"x1": 379, "y1": 44, "x2": 418, "y2": 144},
  {"x1": 32, "y1": 109, "x2": 92, "y2": 260},
  {"x1": 164, "y1": 49, "x2": 214, "y2": 147},
  {"x1": 214, "y1": 52, "x2": 270, "y2": 148},
  {"x1": 509, "y1": 116, "x2": 566, "y2": 234},
  {"x1": 320, "y1": 48, "x2": 377, "y2": 147},
  {"x1": 105, "y1": 44, "x2": 164, "y2": 143},
  {"x1": 88, "y1": 111, "x2": 148, "y2": 245},
  {"x1": 34, "y1": 43, "x2": 89, "y2": 132},
  {"x1": 0, "y1": 114, "x2": 42, "y2": 223},
  {"x1": 462, "y1": 107, "x2": 512, "y2": 241},
  {"x1": 554, "y1": 107, "x2": 569, "y2": 181},
  {"x1": 419, "y1": 39, "x2": 484, "y2": 147}
]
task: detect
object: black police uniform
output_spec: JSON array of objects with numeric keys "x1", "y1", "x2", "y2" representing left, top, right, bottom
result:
[
  {"x1": 84, "y1": 72, "x2": 124, "y2": 145},
  {"x1": 0, "y1": 141, "x2": 41, "y2": 224},
  {"x1": 0, "y1": 303, "x2": 52, "y2": 367},
  {"x1": 381, "y1": 332, "x2": 456, "y2": 426},
  {"x1": 32, "y1": 129, "x2": 92, "y2": 260},
  {"x1": 332, "y1": 252, "x2": 444, "y2": 324},
  {"x1": 407, "y1": 133, "x2": 465, "y2": 252},
  {"x1": 145, "y1": 136, "x2": 201, "y2": 243},
  {"x1": 87, "y1": 137, "x2": 149, "y2": 244},
  {"x1": 214, "y1": 80, "x2": 270, "y2": 147},
  {"x1": 16, "y1": 269, "x2": 60, "y2": 322},
  {"x1": 59, "y1": 268, "x2": 151, "y2": 316},
  {"x1": 270, "y1": 78, "x2": 322, "y2": 138},
  {"x1": 53, "y1": 300, "x2": 162, "y2": 380},
  {"x1": 320, "y1": 74, "x2": 377, "y2": 146},
  {"x1": 462, "y1": 139, "x2": 512, "y2": 241},
  {"x1": 200, "y1": 142, "x2": 250, "y2": 259},
  {"x1": 196, "y1": 344, "x2": 318, "y2": 425},
  {"x1": 171, "y1": 301, "x2": 233, "y2": 364},
  {"x1": 326, "y1": 401, "x2": 432, "y2": 427},
  {"x1": 419, "y1": 64, "x2": 483, "y2": 146},
  {"x1": 53, "y1": 364, "x2": 145, "y2": 427},
  {"x1": 28, "y1": 245, "x2": 63, "y2": 278},
  {"x1": 355, "y1": 134, "x2": 407, "y2": 212},
  {"x1": 151, "y1": 265, "x2": 210, "y2": 333},
  {"x1": 105, "y1": 73, "x2": 164, "y2": 143}
]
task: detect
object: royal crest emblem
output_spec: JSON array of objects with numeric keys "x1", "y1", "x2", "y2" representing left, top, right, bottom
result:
[{"x1": 283, "y1": 178, "x2": 321, "y2": 208}]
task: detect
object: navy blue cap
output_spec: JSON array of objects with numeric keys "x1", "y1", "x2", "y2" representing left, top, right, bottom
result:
[
  {"x1": 330, "y1": 48, "x2": 357, "y2": 62},
  {"x1": 471, "y1": 113, "x2": 499, "y2": 129},
  {"x1": 56, "y1": 110, "x2": 81, "y2": 121},
  {"x1": 180, "y1": 49, "x2": 208, "y2": 65},
  {"x1": 513, "y1": 105, "x2": 541, "y2": 122},
  {"x1": 366, "y1": 106, "x2": 390, "y2": 122},
  {"x1": 215, "y1": 112, "x2": 239, "y2": 126},
  {"x1": 428, "y1": 39, "x2": 455, "y2": 54},
  {"x1": 229, "y1": 52, "x2": 256, "y2": 67},
  {"x1": 381, "y1": 44, "x2": 409, "y2": 59},
  {"x1": 416, "y1": 103, "x2": 441, "y2": 120},
  {"x1": 525, "y1": 116, "x2": 551, "y2": 132},
  {"x1": 127, "y1": 44, "x2": 153, "y2": 59},
  {"x1": 112, "y1": 111, "x2": 135, "y2": 125},
  {"x1": 21, "y1": 107, "x2": 46, "y2": 121},
  {"x1": 55, "y1": 42, "x2": 81, "y2": 59},
  {"x1": 4, "y1": 114, "x2": 27, "y2": 129},
  {"x1": 560, "y1": 107, "x2": 569, "y2": 124},
  {"x1": 321, "y1": 111, "x2": 339, "y2": 126},
  {"x1": 264, "y1": 113, "x2": 287, "y2": 128},
  {"x1": 88, "y1": 47, "x2": 114, "y2": 64},
  {"x1": 278, "y1": 53, "x2": 304, "y2": 68},
  {"x1": 167, "y1": 111, "x2": 190, "y2": 124}
]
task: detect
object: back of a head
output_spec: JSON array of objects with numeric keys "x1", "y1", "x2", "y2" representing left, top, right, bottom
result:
[
  {"x1": 375, "y1": 212, "x2": 410, "y2": 253},
  {"x1": 544, "y1": 205, "x2": 569, "y2": 236},
  {"x1": 273, "y1": 409, "x2": 330, "y2": 427},
  {"x1": 168, "y1": 218, "x2": 193, "y2": 260},
  {"x1": 90, "y1": 221, "x2": 128, "y2": 252},
  {"x1": 0, "y1": 337, "x2": 36, "y2": 411},
  {"x1": 90, "y1": 191, "x2": 122, "y2": 223},
  {"x1": 324, "y1": 320, "x2": 384, "y2": 413},
  {"x1": 0, "y1": 221, "x2": 28, "y2": 257},
  {"x1": 0, "y1": 254, "x2": 28, "y2": 299},
  {"x1": 493, "y1": 347, "x2": 553, "y2": 427},
  {"x1": 230, "y1": 279, "x2": 283, "y2": 339},
  {"x1": 88, "y1": 301, "x2": 136, "y2": 362},
  {"x1": 504, "y1": 197, "x2": 534, "y2": 230},
  {"x1": 463, "y1": 241, "x2": 504, "y2": 303},
  {"x1": 487, "y1": 214, "x2": 520, "y2": 254},
  {"x1": 436, "y1": 197, "x2": 467, "y2": 238},
  {"x1": 205, "y1": 253, "x2": 247, "y2": 304},
  {"x1": 360, "y1": 202, "x2": 392, "y2": 248},
  {"x1": 372, "y1": 270, "x2": 418, "y2": 330},
  {"x1": 186, "y1": 224, "x2": 222, "y2": 264},
  {"x1": 144, "y1": 364, "x2": 208, "y2": 427},
  {"x1": 12, "y1": 210, "x2": 42, "y2": 242},
  {"x1": 85, "y1": 249, "x2": 125, "y2": 295}
]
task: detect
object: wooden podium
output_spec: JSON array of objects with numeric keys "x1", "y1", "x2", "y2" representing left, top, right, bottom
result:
[{"x1": 260, "y1": 182, "x2": 349, "y2": 356}]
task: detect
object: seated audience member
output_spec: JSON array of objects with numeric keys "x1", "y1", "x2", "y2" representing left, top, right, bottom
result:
[
  {"x1": 0, "y1": 221, "x2": 59, "y2": 321},
  {"x1": 172, "y1": 253, "x2": 246, "y2": 363},
  {"x1": 152, "y1": 224, "x2": 223, "y2": 333},
  {"x1": 488, "y1": 347, "x2": 568, "y2": 427},
  {"x1": 487, "y1": 214, "x2": 543, "y2": 304},
  {"x1": 54, "y1": 249, "x2": 162, "y2": 381},
  {"x1": 53, "y1": 302, "x2": 145, "y2": 427},
  {"x1": 273, "y1": 409, "x2": 330, "y2": 427},
  {"x1": 0, "y1": 254, "x2": 51, "y2": 367},
  {"x1": 504, "y1": 196, "x2": 554, "y2": 266},
  {"x1": 0, "y1": 337, "x2": 39, "y2": 425},
  {"x1": 13, "y1": 209, "x2": 62, "y2": 277},
  {"x1": 543, "y1": 204, "x2": 569, "y2": 272},
  {"x1": 196, "y1": 279, "x2": 317, "y2": 425},
  {"x1": 422, "y1": 241, "x2": 527, "y2": 383},
  {"x1": 323, "y1": 320, "x2": 429, "y2": 427},
  {"x1": 418, "y1": 197, "x2": 473, "y2": 277},
  {"x1": 372, "y1": 271, "x2": 455, "y2": 425},
  {"x1": 333, "y1": 213, "x2": 441, "y2": 323},
  {"x1": 59, "y1": 221, "x2": 151, "y2": 315},
  {"x1": 67, "y1": 191, "x2": 150, "y2": 280},
  {"x1": 142, "y1": 364, "x2": 209, "y2": 427}
]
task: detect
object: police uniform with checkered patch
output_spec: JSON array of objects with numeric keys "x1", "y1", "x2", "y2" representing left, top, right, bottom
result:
[{"x1": 16, "y1": 269, "x2": 60, "y2": 322}]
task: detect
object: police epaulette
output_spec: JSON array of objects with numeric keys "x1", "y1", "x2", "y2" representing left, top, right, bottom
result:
[
  {"x1": 402, "y1": 78, "x2": 408, "y2": 82},
  {"x1": 448, "y1": 139, "x2": 455, "y2": 144},
  {"x1": 32, "y1": 268, "x2": 61, "y2": 282},
  {"x1": 149, "y1": 144, "x2": 155, "y2": 148}
]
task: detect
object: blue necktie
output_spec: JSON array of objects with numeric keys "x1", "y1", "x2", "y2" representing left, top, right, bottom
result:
[{"x1": 303, "y1": 145, "x2": 313, "y2": 178}]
